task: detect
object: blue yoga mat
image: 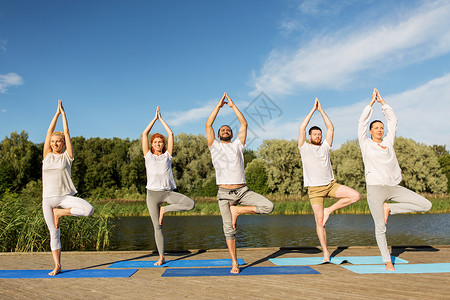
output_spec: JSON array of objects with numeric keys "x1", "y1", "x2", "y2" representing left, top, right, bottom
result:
[
  {"x1": 269, "y1": 256, "x2": 408, "y2": 266},
  {"x1": 342, "y1": 263, "x2": 450, "y2": 274},
  {"x1": 0, "y1": 269, "x2": 138, "y2": 279},
  {"x1": 108, "y1": 258, "x2": 245, "y2": 268},
  {"x1": 161, "y1": 266, "x2": 320, "y2": 277}
]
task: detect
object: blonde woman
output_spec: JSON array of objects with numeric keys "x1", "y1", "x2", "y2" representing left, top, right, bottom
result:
[{"x1": 42, "y1": 100, "x2": 94, "y2": 275}]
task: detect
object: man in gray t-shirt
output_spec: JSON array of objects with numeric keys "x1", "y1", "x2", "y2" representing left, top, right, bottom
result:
[{"x1": 298, "y1": 98, "x2": 360, "y2": 262}]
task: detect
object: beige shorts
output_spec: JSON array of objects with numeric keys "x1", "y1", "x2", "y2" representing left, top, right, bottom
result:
[{"x1": 307, "y1": 180, "x2": 341, "y2": 205}]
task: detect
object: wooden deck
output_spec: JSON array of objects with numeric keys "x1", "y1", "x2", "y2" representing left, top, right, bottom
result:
[{"x1": 0, "y1": 246, "x2": 449, "y2": 299}]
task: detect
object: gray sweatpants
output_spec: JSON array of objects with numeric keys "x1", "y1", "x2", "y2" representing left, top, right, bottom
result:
[
  {"x1": 217, "y1": 185, "x2": 274, "y2": 240},
  {"x1": 146, "y1": 189, "x2": 195, "y2": 256},
  {"x1": 367, "y1": 185, "x2": 432, "y2": 262}
]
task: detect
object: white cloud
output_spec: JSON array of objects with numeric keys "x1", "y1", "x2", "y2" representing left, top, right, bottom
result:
[
  {"x1": 251, "y1": 74, "x2": 450, "y2": 149},
  {"x1": 166, "y1": 99, "x2": 237, "y2": 127},
  {"x1": 1, "y1": 109, "x2": 6, "y2": 113},
  {"x1": 253, "y1": 0, "x2": 450, "y2": 96},
  {"x1": 0, "y1": 72, "x2": 24, "y2": 93},
  {"x1": 0, "y1": 39, "x2": 7, "y2": 52}
]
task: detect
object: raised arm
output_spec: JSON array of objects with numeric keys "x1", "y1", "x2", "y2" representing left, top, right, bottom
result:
[
  {"x1": 59, "y1": 101, "x2": 73, "y2": 159},
  {"x1": 206, "y1": 93, "x2": 226, "y2": 147},
  {"x1": 298, "y1": 98, "x2": 318, "y2": 148},
  {"x1": 225, "y1": 93, "x2": 247, "y2": 146},
  {"x1": 358, "y1": 89, "x2": 377, "y2": 145},
  {"x1": 316, "y1": 99, "x2": 334, "y2": 147},
  {"x1": 43, "y1": 101, "x2": 62, "y2": 158},
  {"x1": 157, "y1": 108, "x2": 174, "y2": 156},
  {"x1": 142, "y1": 107, "x2": 159, "y2": 155},
  {"x1": 377, "y1": 90, "x2": 397, "y2": 146}
]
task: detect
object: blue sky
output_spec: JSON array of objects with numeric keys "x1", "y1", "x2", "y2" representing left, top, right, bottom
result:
[{"x1": 1, "y1": 0, "x2": 449, "y2": 150}]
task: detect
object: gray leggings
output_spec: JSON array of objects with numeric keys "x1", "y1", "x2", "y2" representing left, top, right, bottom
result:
[
  {"x1": 218, "y1": 185, "x2": 274, "y2": 240},
  {"x1": 146, "y1": 189, "x2": 195, "y2": 256},
  {"x1": 367, "y1": 185, "x2": 432, "y2": 262}
]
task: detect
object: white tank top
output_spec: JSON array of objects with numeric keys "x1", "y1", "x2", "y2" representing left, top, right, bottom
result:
[
  {"x1": 144, "y1": 151, "x2": 177, "y2": 191},
  {"x1": 42, "y1": 151, "x2": 78, "y2": 197},
  {"x1": 209, "y1": 139, "x2": 246, "y2": 185}
]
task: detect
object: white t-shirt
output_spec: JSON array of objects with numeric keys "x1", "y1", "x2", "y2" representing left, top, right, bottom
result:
[
  {"x1": 144, "y1": 151, "x2": 176, "y2": 191},
  {"x1": 42, "y1": 151, "x2": 77, "y2": 198},
  {"x1": 358, "y1": 104, "x2": 402, "y2": 186},
  {"x1": 299, "y1": 140, "x2": 334, "y2": 187},
  {"x1": 209, "y1": 139, "x2": 246, "y2": 185}
]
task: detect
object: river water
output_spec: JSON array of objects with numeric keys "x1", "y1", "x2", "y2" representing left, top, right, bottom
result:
[{"x1": 110, "y1": 214, "x2": 450, "y2": 251}]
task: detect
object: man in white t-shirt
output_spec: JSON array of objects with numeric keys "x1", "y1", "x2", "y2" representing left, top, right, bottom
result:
[
  {"x1": 206, "y1": 92, "x2": 274, "y2": 274},
  {"x1": 298, "y1": 98, "x2": 360, "y2": 262}
]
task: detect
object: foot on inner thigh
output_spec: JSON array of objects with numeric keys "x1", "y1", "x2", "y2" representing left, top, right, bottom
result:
[
  {"x1": 154, "y1": 256, "x2": 165, "y2": 266},
  {"x1": 230, "y1": 263, "x2": 240, "y2": 274},
  {"x1": 383, "y1": 202, "x2": 390, "y2": 225},
  {"x1": 385, "y1": 261, "x2": 395, "y2": 271},
  {"x1": 323, "y1": 207, "x2": 331, "y2": 226},
  {"x1": 159, "y1": 206, "x2": 165, "y2": 226},
  {"x1": 230, "y1": 205, "x2": 239, "y2": 229},
  {"x1": 53, "y1": 208, "x2": 61, "y2": 229},
  {"x1": 322, "y1": 250, "x2": 330, "y2": 263},
  {"x1": 48, "y1": 264, "x2": 61, "y2": 276}
]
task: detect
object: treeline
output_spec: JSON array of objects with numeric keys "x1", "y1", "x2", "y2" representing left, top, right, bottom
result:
[{"x1": 0, "y1": 131, "x2": 448, "y2": 199}]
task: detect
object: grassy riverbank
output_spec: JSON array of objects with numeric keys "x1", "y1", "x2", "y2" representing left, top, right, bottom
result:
[
  {"x1": 0, "y1": 192, "x2": 114, "y2": 252},
  {"x1": 97, "y1": 193, "x2": 450, "y2": 217}
]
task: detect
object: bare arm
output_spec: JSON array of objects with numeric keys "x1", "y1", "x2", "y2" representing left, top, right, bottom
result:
[
  {"x1": 358, "y1": 89, "x2": 377, "y2": 146},
  {"x1": 157, "y1": 108, "x2": 174, "y2": 156},
  {"x1": 142, "y1": 107, "x2": 158, "y2": 155},
  {"x1": 206, "y1": 93, "x2": 226, "y2": 147},
  {"x1": 43, "y1": 101, "x2": 61, "y2": 158},
  {"x1": 225, "y1": 93, "x2": 247, "y2": 146},
  {"x1": 317, "y1": 99, "x2": 334, "y2": 147},
  {"x1": 59, "y1": 101, "x2": 73, "y2": 159},
  {"x1": 298, "y1": 98, "x2": 318, "y2": 148}
]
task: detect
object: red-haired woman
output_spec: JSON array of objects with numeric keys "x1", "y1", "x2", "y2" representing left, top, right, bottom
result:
[
  {"x1": 42, "y1": 100, "x2": 94, "y2": 275},
  {"x1": 142, "y1": 107, "x2": 195, "y2": 266}
]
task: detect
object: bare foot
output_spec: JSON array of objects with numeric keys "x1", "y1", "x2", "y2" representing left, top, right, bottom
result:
[
  {"x1": 154, "y1": 256, "x2": 165, "y2": 266},
  {"x1": 53, "y1": 208, "x2": 61, "y2": 229},
  {"x1": 385, "y1": 262, "x2": 395, "y2": 271},
  {"x1": 230, "y1": 263, "x2": 240, "y2": 274},
  {"x1": 383, "y1": 203, "x2": 390, "y2": 225},
  {"x1": 230, "y1": 205, "x2": 239, "y2": 229},
  {"x1": 159, "y1": 206, "x2": 165, "y2": 226},
  {"x1": 322, "y1": 251, "x2": 330, "y2": 263},
  {"x1": 48, "y1": 264, "x2": 61, "y2": 276},
  {"x1": 323, "y1": 207, "x2": 331, "y2": 226}
]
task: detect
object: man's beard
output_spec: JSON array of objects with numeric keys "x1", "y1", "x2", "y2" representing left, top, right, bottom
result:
[
  {"x1": 219, "y1": 135, "x2": 232, "y2": 142},
  {"x1": 310, "y1": 139, "x2": 321, "y2": 145}
]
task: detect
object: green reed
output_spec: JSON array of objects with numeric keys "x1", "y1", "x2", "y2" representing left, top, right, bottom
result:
[{"x1": 0, "y1": 192, "x2": 114, "y2": 252}]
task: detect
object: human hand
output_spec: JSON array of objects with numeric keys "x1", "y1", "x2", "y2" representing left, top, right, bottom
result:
[
  {"x1": 154, "y1": 106, "x2": 159, "y2": 120},
  {"x1": 370, "y1": 88, "x2": 377, "y2": 106},
  {"x1": 376, "y1": 90, "x2": 386, "y2": 105},
  {"x1": 225, "y1": 93, "x2": 235, "y2": 108},
  {"x1": 57, "y1": 100, "x2": 64, "y2": 115},
  {"x1": 218, "y1": 93, "x2": 227, "y2": 108},
  {"x1": 316, "y1": 97, "x2": 323, "y2": 112}
]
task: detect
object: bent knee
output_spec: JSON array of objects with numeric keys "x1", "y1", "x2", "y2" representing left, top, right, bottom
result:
[
  {"x1": 258, "y1": 201, "x2": 274, "y2": 214},
  {"x1": 423, "y1": 200, "x2": 432, "y2": 212},
  {"x1": 352, "y1": 192, "x2": 361, "y2": 203}
]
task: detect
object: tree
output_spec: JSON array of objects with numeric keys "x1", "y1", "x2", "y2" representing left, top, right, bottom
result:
[
  {"x1": 331, "y1": 140, "x2": 366, "y2": 193},
  {"x1": 245, "y1": 158, "x2": 270, "y2": 194},
  {"x1": 171, "y1": 133, "x2": 215, "y2": 195},
  {"x1": 395, "y1": 137, "x2": 447, "y2": 193},
  {"x1": 0, "y1": 131, "x2": 41, "y2": 194},
  {"x1": 258, "y1": 139, "x2": 303, "y2": 194}
]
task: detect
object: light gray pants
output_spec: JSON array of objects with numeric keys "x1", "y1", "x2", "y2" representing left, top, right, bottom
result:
[
  {"x1": 217, "y1": 185, "x2": 274, "y2": 240},
  {"x1": 146, "y1": 189, "x2": 195, "y2": 256},
  {"x1": 42, "y1": 195, "x2": 94, "y2": 251},
  {"x1": 367, "y1": 185, "x2": 432, "y2": 262}
]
